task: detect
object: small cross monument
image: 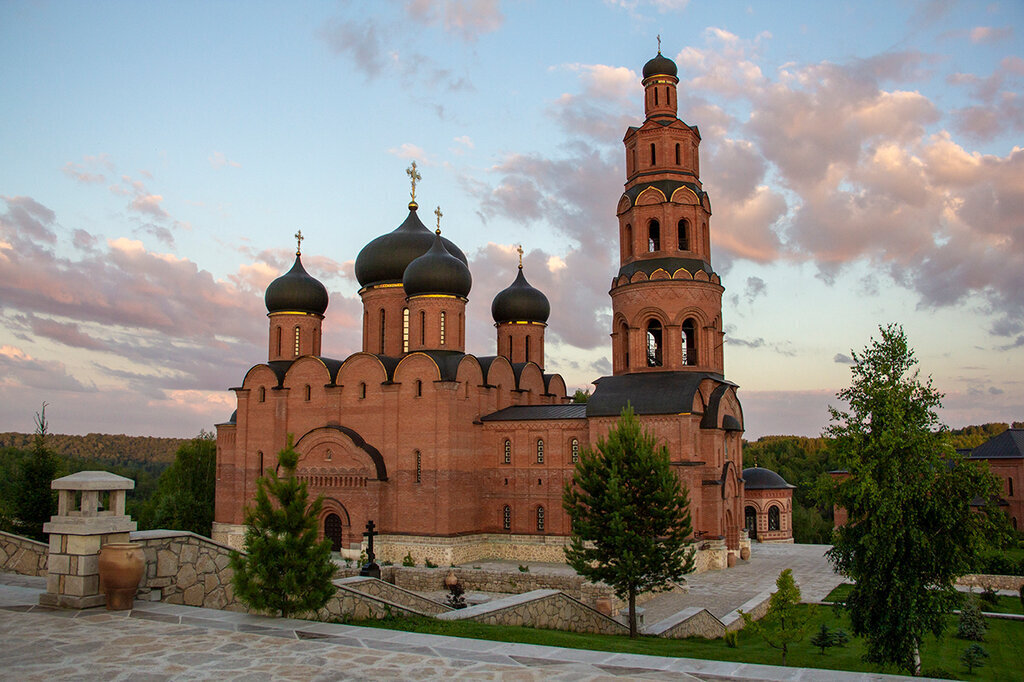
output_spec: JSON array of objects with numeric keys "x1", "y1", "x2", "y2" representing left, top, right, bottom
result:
[{"x1": 359, "y1": 519, "x2": 381, "y2": 579}]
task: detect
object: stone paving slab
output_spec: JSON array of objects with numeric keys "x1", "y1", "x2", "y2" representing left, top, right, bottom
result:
[{"x1": 0, "y1": 572, "x2": 928, "y2": 681}]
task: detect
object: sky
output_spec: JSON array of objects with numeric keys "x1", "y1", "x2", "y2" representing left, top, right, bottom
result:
[{"x1": 1, "y1": 0, "x2": 1021, "y2": 440}]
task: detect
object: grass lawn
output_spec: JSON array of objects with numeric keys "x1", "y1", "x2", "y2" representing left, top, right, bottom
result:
[
  {"x1": 349, "y1": 604, "x2": 1023, "y2": 680},
  {"x1": 825, "y1": 583, "x2": 1024, "y2": 616}
]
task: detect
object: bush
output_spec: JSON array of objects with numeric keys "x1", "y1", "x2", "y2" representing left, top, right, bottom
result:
[
  {"x1": 979, "y1": 585, "x2": 999, "y2": 607},
  {"x1": 723, "y1": 630, "x2": 739, "y2": 648},
  {"x1": 518, "y1": 564, "x2": 530, "y2": 572},
  {"x1": 960, "y1": 643, "x2": 989, "y2": 674},
  {"x1": 424, "y1": 558, "x2": 437, "y2": 568},
  {"x1": 956, "y1": 596, "x2": 987, "y2": 642},
  {"x1": 920, "y1": 667, "x2": 958, "y2": 680},
  {"x1": 402, "y1": 552, "x2": 415, "y2": 567}
]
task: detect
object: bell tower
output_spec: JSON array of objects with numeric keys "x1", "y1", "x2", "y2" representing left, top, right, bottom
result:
[{"x1": 610, "y1": 48, "x2": 725, "y2": 376}]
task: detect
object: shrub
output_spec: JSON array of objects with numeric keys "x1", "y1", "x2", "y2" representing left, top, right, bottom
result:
[
  {"x1": 979, "y1": 585, "x2": 999, "y2": 608},
  {"x1": 424, "y1": 558, "x2": 438, "y2": 568},
  {"x1": 723, "y1": 630, "x2": 739, "y2": 648},
  {"x1": 518, "y1": 564, "x2": 530, "y2": 572},
  {"x1": 402, "y1": 552, "x2": 415, "y2": 567},
  {"x1": 956, "y1": 596, "x2": 987, "y2": 642},
  {"x1": 960, "y1": 643, "x2": 989, "y2": 674}
]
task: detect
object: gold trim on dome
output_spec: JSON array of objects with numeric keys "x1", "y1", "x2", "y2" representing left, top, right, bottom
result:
[
  {"x1": 670, "y1": 186, "x2": 700, "y2": 203},
  {"x1": 636, "y1": 186, "x2": 667, "y2": 204},
  {"x1": 409, "y1": 293, "x2": 459, "y2": 299},
  {"x1": 268, "y1": 311, "x2": 322, "y2": 317},
  {"x1": 506, "y1": 320, "x2": 547, "y2": 327}
]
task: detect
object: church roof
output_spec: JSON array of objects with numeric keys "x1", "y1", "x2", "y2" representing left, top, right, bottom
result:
[
  {"x1": 586, "y1": 371, "x2": 737, "y2": 421},
  {"x1": 481, "y1": 404, "x2": 587, "y2": 422},
  {"x1": 969, "y1": 429, "x2": 1024, "y2": 459},
  {"x1": 742, "y1": 466, "x2": 795, "y2": 490},
  {"x1": 491, "y1": 267, "x2": 550, "y2": 323},
  {"x1": 354, "y1": 204, "x2": 468, "y2": 288},
  {"x1": 618, "y1": 256, "x2": 714, "y2": 279},
  {"x1": 642, "y1": 52, "x2": 678, "y2": 79},
  {"x1": 265, "y1": 254, "x2": 329, "y2": 316},
  {"x1": 403, "y1": 233, "x2": 472, "y2": 298}
]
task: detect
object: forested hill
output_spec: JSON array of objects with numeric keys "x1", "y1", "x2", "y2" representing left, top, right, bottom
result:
[{"x1": 0, "y1": 432, "x2": 188, "y2": 468}]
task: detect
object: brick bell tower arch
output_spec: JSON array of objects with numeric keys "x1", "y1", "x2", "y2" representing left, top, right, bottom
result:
[
  {"x1": 611, "y1": 49, "x2": 725, "y2": 376},
  {"x1": 294, "y1": 426, "x2": 388, "y2": 551}
]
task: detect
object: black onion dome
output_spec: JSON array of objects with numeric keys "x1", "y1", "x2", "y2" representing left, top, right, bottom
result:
[
  {"x1": 642, "y1": 52, "x2": 678, "y2": 79},
  {"x1": 402, "y1": 233, "x2": 472, "y2": 298},
  {"x1": 742, "y1": 467, "x2": 796, "y2": 490},
  {"x1": 491, "y1": 268, "x2": 550, "y2": 323},
  {"x1": 354, "y1": 205, "x2": 468, "y2": 287},
  {"x1": 265, "y1": 254, "x2": 329, "y2": 315}
]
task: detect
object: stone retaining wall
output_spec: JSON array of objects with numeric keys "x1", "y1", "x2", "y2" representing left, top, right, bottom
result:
[
  {"x1": 437, "y1": 588, "x2": 628, "y2": 635},
  {"x1": 957, "y1": 573, "x2": 1024, "y2": 592},
  {"x1": 336, "y1": 576, "x2": 451, "y2": 615},
  {"x1": 317, "y1": 582, "x2": 427, "y2": 622},
  {"x1": 0, "y1": 530, "x2": 48, "y2": 577},
  {"x1": 131, "y1": 530, "x2": 243, "y2": 611},
  {"x1": 646, "y1": 607, "x2": 725, "y2": 639}
]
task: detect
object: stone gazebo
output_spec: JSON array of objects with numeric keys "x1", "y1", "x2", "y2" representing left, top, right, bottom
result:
[
  {"x1": 742, "y1": 466, "x2": 795, "y2": 543},
  {"x1": 40, "y1": 471, "x2": 136, "y2": 608}
]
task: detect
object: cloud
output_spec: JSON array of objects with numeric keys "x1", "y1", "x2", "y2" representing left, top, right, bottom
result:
[
  {"x1": 743, "y1": 276, "x2": 767, "y2": 303},
  {"x1": 0, "y1": 195, "x2": 57, "y2": 244},
  {"x1": 404, "y1": 0, "x2": 503, "y2": 41},
  {"x1": 834, "y1": 353, "x2": 854, "y2": 364},
  {"x1": 453, "y1": 135, "x2": 474, "y2": 149},
  {"x1": 388, "y1": 143, "x2": 428, "y2": 161},
  {"x1": 969, "y1": 26, "x2": 1013, "y2": 44},
  {"x1": 0, "y1": 344, "x2": 97, "y2": 394},
  {"x1": 209, "y1": 151, "x2": 241, "y2": 169},
  {"x1": 62, "y1": 154, "x2": 113, "y2": 184}
]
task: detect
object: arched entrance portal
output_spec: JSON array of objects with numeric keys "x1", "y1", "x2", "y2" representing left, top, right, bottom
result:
[
  {"x1": 745, "y1": 505, "x2": 757, "y2": 539},
  {"x1": 324, "y1": 513, "x2": 344, "y2": 551}
]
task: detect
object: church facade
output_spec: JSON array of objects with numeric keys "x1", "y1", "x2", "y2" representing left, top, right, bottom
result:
[{"x1": 214, "y1": 50, "x2": 752, "y2": 568}]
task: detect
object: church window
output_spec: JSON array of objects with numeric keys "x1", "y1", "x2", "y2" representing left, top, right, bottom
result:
[
  {"x1": 678, "y1": 219, "x2": 689, "y2": 250},
  {"x1": 571, "y1": 438, "x2": 579, "y2": 463},
  {"x1": 503, "y1": 505, "x2": 511, "y2": 530},
  {"x1": 654, "y1": 87, "x2": 658, "y2": 106},
  {"x1": 646, "y1": 319, "x2": 663, "y2": 367},
  {"x1": 537, "y1": 506, "x2": 545, "y2": 532},
  {"x1": 525, "y1": 335, "x2": 531, "y2": 363},
  {"x1": 768, "y1": 506, "x2": 780, "y2": 531},
  {"x1": 675, "y1": 143, "x2": 680, "y2": 165},
  {"x1": 294, "y1": 326, "x2": 301, "y2": 357},
  {"x1": 624, "y1": 224, "x2": 632, "y2": 257},
  {"x1": 1010, "y1": 477, "x2": 1014, "y2": 496},
  {"x1": 503, "y1": 439, "x2": 511, "y2": 464},
  {"x1": 440, "y1": 311, "x2": 446, "y2": 345},
  {"x1": 258, "y1": 387, "x2": 265, "y2": 402},
  {"x1": 536, "y1": 439, "x2": 544, "y2": 463},
  {"x1": 648, "y1": 220, "x2": 660, "y2": 251},
  {"x1": 359, "y1": 382, "x2": 366, "y2": 399},
  {"x1": 415, "y1": 379, "x2": 422, "y2": 397},
  {"x1": 682, "y1": 318, "x2": 697, "y2": 366},
  {"x1": 420, "y1": 310, "x2": 426, "y2": 345},
  {"x1": 304, "y1": 384, "x2": 311, "y2": 401},
  {"x1": 402, "y1": 307, "x2": 409, "y2": 353},
  {"x1": 415, "y1": 450, "x2": 421, "y2": 483},
  {"x1": 276, "y1": 326, "x2": 282, "y2": 356},
  {"x1": 632, "y1": 148, "x2": 637, "y2": 173},
  {"x1": 258, "y1": 451, "x2": 264, "y2": 476},
  {"x1": 379, "y1": 309, "x2": 385, "y2": 354},
  {"x1": 650, "y1": 143, "x2": 656, "y2": 166},
  {"x1": 325, "y1": 448, "x2": 332, "y2": 461}
]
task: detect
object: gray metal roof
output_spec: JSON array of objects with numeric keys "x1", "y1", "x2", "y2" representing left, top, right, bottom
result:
[
  {"x1": 586, "y1": 371, "x2": 737, "y2": 420},
  {"x1": 481, "y1": 404, "x2": 587, "y2": 422},
  {"x1": 969, "y1": 429, "x2": 1024, "y2": 459}
]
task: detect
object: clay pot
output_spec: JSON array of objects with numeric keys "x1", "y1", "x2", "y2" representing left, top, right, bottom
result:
[
  {"x1": 98, "y1": 542, "x2": 144, "y2": 610},
  {"x1": 740, "y1": 546, "x2": 751, "y2": 561},
  {"x1": 727, "y1": 553, "x2": 737, "y2": 568},
  {"x1": 594, "y1": 596, "x2": 613, "y2": 616},
  {"x1": 444, "y1": 570, "x2": 459, "y2": 589}
]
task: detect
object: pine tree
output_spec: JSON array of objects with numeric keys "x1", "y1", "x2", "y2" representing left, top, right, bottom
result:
[
  {"x1": 960, "y1": 643, "x2": 989, "y2": 674},
  {"x1": 14, "y1": 403, "x2": 58, "y2": 541},
  {"x1": 230, "y1": 436, "x2": 336, "y2": 618},
  {"x1": 956, "y1": 596, "x2": 987, "y2": 642},
  {"x1": 826, "y1": 325, "x2": 1004, "y2": 674},
  {"x1": 810, "y1": 623, "x2": 835, "y2": 655},
  {"x1": 741, "y1": 568, "x2": 812, "y2": 666},
  {"x1": 563, "y1": 405, "x2": 695, "y2": 638}
]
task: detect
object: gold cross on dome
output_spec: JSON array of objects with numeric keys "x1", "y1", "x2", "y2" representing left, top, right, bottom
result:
[
  {"x1": 294, "y1": 230, "x2": 303, "y2": 256},
  {"x1": 516, "y1": 244, "x2": 523, "y2": 269},
  {"x1": 434, "y1": 205, "x2": 443, "y2": 234},
  {"x1": 406, "y1": 161, "x2": 421, "y2": 202},
  {"x1": 657, "y1": 34, "x2": 661, "y2": 54}
]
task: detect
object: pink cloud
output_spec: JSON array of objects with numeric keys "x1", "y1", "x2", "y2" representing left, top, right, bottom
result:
[{"x1": 404, "y1": 0, "x2": 503, "y2": 41}]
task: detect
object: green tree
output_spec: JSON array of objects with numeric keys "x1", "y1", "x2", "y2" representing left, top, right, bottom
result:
[
  {"x1": 956, "y1": 596, "x2": 987, "y2": 642},
  {"x1": 14, "y1": 404, "x2": 59, "y2": 541},
  {"x1": 230, "y1": 436, "x2": 335, "y2": 618},
  {"x1": 148, "y1": 432, "x2": 217, "y2": 535},
  {"x1": 563, "y1": 405, "x2": 695, "y2": 638},
  {"x1": 741, "y1": 568, "x2": 812, "y2": 665},
  {"x1": 810, "y1": 622, "x2": 836, "y2": 655},
  {"x1": 825, "y1": 324, "x2": 1004, "y2": 674},
  {"x1": 571, "y1": 388, "x2": 590, "y2": 403},
  {"x1": 960, "y1": 643, "x2": 989, "y2": 674}
]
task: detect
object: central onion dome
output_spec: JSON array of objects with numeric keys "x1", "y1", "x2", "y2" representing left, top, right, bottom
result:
[
  {"x1": 491, "y1": 267, "x2": 550, "y2": 323},
  {"x1": 742, "y1": 467, "x2": 796, "y2": 490},
  {"x1": 265, "y1": 254, "x2": 329, "y2": 316},
  {"x1": 642, "y1": 51, "x2": 677, "y2": 79},
  {"x1": 403, "y1": 233, "x2": 472, "y2": 298},
  {"x1": 354, "y1": 203, "x2": 468, "y2": 288}
]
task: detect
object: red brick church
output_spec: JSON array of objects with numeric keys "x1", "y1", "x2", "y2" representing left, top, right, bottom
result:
[{"x1": 214, "y1": 50, "x2": 763, "y2": 567}]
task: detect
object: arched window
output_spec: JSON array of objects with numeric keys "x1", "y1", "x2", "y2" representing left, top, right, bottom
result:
[
  {"x1": 440, "y1": 311, "x2": 446, "y2": 345},
  {"x1": 415, "y1": 450, "x2": 421, "y2": 483},
  {"x1": 359, "y1": 382, "x2": 366, "y2": 399},
  {"x1": 650, "y1": 142, "x2": 656, "y2": 166},
  {"x1": 503, "y1": 439, "x2": 511, "y2": 464},
  {"x1": 258, "y1": 451, "x2": 264, "y2": 476},
  {"x1": 304, "y1": 385, "x2": 311, "y2": 401},
  {"x1": 378, "y1": 309, "x2": 385, "y2": 354},
  {"x1": 294, "y1": 326, "x2": 301, "y2": 357},
  {"x1": 682, "y1": 318, "x2": 697, "y2": 366},
  {"x1": 525, "y1": 335, "x2": 531, "y2": 363},
  {"x1": 415, "y1": 379, "x2": 422, "y2": 397},
  {"x1": 276, "y1": 326, "x2": 282, "y2": 356},
  {"x1": 1010, "y1": 478, "x2": 1014, "y2": 497},
  {"x1": 678, "y1": 219, "x2": 689, "y2": 250},
  {"x1": 258, "y1": 386, "x2": 266, "y2": 402},
  {"x1": 402, "y1": 307, "x2": 410, "y2": 353},
  {"x1": 571, "y1": 438, "x2": 579, "y2": 463},
  {"x1": 503, "y1": 505, "x2": 512, "y2": 530},
  {"x1": 646, "y1": 319, "x2": 663, "y2": 367},
  {"x1": 624, "y1": 224, "x2": 632, "y2": 257},
  {"x1": 654, "y1": 87, "x2": 658, "y2": 106},
  {"x1": 768, "y1": 506, "x2": 781, "y2": 531},
  {"x1": 537, "y1": 506, "x2": 545, "y2": 532},
  {"x1": 419, "y1": 310, "x2": 426, "y2": 345},
  {"x1": 620, "y1": 320, "x2": 630, "y2": 369},
  {"x1": 744, "y1": 506, "x2": 757, "y2": 538},
  {"x1": 675, "y1": 143, "x2": 680, "y2": 165},
  {"x1": 632, "y1": 148, "x2": 637, "y2": 173},
  {"x1": 648, "y1": 220, "x2": 660, "y2": 251},
  {"x1": 666, "y1": 87, "x2": 671, "y2": 106},
  {"x1": 536, "y1": 439, "x2": 544, "y2": 463}
]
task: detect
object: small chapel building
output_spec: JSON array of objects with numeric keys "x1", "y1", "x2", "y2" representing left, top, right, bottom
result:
[{"x1": 214, "y1": 50, "x2": 751, "y2": 569}]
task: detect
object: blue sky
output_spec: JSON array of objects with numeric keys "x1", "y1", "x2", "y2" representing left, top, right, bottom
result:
[{"x1": 1, "y1": 0, "x2": 1021, "y2": 439}]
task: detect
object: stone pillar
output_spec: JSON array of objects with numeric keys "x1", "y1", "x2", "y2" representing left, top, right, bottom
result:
[{"x1": 40, "y1": 471, "x2": 136, "y2": 609}]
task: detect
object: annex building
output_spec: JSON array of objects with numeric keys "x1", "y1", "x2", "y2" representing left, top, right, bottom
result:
[{"x1": 214, "y1": 50, "x2": 789, "y2": 568}]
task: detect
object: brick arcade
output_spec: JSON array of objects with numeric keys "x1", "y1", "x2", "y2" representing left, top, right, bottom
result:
[{"x1": 213, "y1": 50, "x2": 789, "y2": 567}]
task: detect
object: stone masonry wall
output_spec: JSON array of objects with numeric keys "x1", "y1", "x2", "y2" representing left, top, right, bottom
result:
[
  {"x1": 0, "y1": 530, "x2": 48, "y2": 577},
  {"x1": 336, "y1": 576, "x2": 451, "y2": 615},
  {"x1": 957, "y1": 573, "x2": 1024, "y2": 592},
  {"x1": 317, "y1": 583, "x2": 427, "y2": 622},
  {"x1": 131, "y1": 530, "x2": 243, "y2": 611},
  {"x1": 438, "y1": 589, "x2": 628, "y2": 635}
]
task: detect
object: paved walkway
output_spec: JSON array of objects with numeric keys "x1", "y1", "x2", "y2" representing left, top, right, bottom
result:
[{"x1": 0, "y1": 572, "x2": 923, "y2": 681}]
